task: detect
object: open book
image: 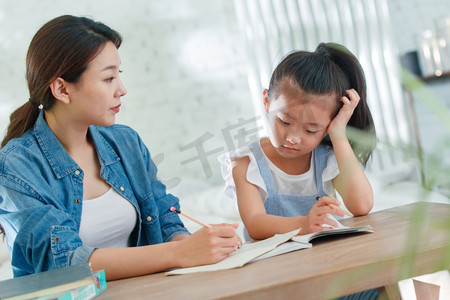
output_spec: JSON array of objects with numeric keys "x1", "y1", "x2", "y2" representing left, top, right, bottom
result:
[
  {"x1": 291, "y1": 220, "x2": 373, "y2": 246},
  {"x1": 251, "y1": 219, "x2": 373, "y2": 263},
  {"x1": 166, "y1": 219, "x2": 373, "y2": 276}
]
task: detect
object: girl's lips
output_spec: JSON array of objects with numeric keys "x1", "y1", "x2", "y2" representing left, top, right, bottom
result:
[{"x1": 282, "y1": 145, "x2": 299, "y2": 152}]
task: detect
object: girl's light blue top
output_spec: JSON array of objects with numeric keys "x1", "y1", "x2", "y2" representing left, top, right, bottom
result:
[
  {"x1": 0, "y1": 111, "x2": 189, "y2": 277},
  {"x1": 243, "y1": 141, "x2": 328, "y2": 241}
]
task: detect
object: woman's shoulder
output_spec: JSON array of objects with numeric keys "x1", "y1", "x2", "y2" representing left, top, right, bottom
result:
[
  {"x1": 94, "y1": 123, "x2": 138, "y2": 135},
  {"x1": 92, "y1": 124, "x2": 142, "y2": 145},
  {"x1": 0, "y1": 130, "x2": 37, "y2": 169}
]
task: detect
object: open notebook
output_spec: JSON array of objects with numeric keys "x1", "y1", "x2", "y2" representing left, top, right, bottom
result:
[{"x1": 166, "y1": 218, "x2": 373, "y2": 276}]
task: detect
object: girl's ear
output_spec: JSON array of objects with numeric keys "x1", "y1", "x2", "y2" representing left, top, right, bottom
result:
[
  {"x1": 263, "y1": 89, "x2": 270, "y2": 113},
  {"x1": 49, "y1": 78, "x2": 71, "y2": 104}
]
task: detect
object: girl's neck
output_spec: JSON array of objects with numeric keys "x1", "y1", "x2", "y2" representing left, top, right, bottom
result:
[{"x1": 260, "y1": 138, "x2": 312, "y2": 175}]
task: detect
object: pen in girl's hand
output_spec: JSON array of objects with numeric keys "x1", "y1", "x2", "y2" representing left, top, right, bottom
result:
[
  {"x1": 315, "y1": 196, "x2": 353, "y2": 217},
  {"x1": 170, "y1": 206, "x2": 212, "y2": 228}
]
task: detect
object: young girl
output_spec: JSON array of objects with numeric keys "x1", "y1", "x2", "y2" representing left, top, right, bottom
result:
[
  {"x1": 220, "y1": 42, "x2": 376, "y2": 241},
  {"x1": 0, "y1": 15, "x2": 241, "y2": 279}
]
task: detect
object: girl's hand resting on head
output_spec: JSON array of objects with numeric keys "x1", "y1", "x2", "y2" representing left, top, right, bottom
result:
[
  {"x1": 304, "y1": 196, "x2": 346, "y2": 233},
  {"x1": 327, "y1": 89, "x2": 360, "y2": 141},
  {"x1": 175, "y1": 223, "x2": 241, "y2": 267}
]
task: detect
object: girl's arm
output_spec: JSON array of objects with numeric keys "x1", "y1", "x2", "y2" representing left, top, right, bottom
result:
[
  {"x1": 232, "y1": 156, "x2": 343, "y2": 240},
  {"x1": 89, "y1": 223, "x2": 240, "y2": 280},
  {"x1": 328, "y1": 89, "x2": 373, "y2": 216}
]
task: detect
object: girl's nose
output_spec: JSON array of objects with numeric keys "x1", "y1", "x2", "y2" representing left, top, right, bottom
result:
[{"x1": 286, "y1": 134, "x2": 301, "y2": 144}]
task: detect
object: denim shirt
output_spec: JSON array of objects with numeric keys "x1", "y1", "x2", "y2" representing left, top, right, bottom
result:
[{"x1": 0, "y1": 111, "x2": 189, "y2": 277}]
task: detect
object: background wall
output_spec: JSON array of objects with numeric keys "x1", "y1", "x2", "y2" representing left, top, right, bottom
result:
[
  {"x1": 0, "y1": 0, "x2": 254, "y2": 187},
  {"x1": 0, "y1": 0, "x2": 449, "y2": 187},
  {"x1": 0, "y1": 0, "x2": 449, "y2": 281}
]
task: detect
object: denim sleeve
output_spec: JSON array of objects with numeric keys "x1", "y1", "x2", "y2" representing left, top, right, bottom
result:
[
  {"x1": 0, "y1": 176, "x2": 94, "y2": 277},
  {"x1": 138, "y1": 138, "x2": 190, "y2": 242}
]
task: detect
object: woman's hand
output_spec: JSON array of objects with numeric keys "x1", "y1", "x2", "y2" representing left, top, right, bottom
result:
[
  {"x1": 304, "y1": 196, "x2": 345, "y2": 233},
  {"x1": 327, "y1": 89, "x2": 360, "y2": 141},
  {"x1": 175, "y1": 223, "x2": 241, "y2": 267}
]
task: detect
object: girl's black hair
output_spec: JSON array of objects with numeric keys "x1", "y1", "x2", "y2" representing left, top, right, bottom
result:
[{"x1": 267, "y1": 42, "x2": 376, "y2": 166}]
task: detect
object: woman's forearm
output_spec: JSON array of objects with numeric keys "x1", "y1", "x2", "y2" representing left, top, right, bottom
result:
[{"x1": 88, "y1": 241, "x2": 180, "y2": 280}]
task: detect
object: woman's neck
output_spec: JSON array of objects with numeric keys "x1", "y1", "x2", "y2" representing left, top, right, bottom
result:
[{"x1": 44, "y1": 110, "x2": 91, "y2": 156}]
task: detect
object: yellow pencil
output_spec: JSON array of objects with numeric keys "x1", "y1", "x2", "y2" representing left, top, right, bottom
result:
[{"x1": 170, "y1": 206, "x2": 212, "y2": 228}]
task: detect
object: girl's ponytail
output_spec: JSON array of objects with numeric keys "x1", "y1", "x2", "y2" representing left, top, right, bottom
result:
[{"x1": 319, "y1": 43, "x2": 376, "y2": 166}]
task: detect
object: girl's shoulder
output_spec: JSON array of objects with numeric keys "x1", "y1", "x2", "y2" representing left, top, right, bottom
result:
[
  {"x1": 218, "y1": 144, "x2": 254, "y2": 164},
  {"x1": 218, "y1": 143, "x2": 268, "y2": 201},
  {"x1": 218, "y1": 144, "x2": 254, "y2": 176}
]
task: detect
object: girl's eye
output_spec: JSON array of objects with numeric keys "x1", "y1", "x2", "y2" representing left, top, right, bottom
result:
[
  {"x1": 306, "y1": 130, "x2": 318, "y2": 134},
  {"x1": 278, "y1": 117, "x2": 290, "y2": 125}
]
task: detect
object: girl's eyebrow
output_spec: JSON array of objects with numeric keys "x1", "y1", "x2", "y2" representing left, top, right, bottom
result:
[
  {"x1": 279, "y1": 111, "x2": 295, "y2": 119},
  {"x1": 306, "y1": 122, "x2": 327, "y2": 129}
]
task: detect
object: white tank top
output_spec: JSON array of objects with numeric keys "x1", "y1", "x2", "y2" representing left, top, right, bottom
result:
[{"x1": 79, "y1": 188, "x2": 137, "y2": 248}]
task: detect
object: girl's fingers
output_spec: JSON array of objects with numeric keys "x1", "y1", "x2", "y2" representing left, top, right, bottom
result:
[
  {"x1": 344, "y1": 89, "x2": 360, "y2": 107},
  {"x1": 321, "y1": 214, "x2": 340, "y2": 228},
  {"x1": 315, "y1": 196, "x2": 341, "y2": 207},
  {"x1": 314, "y1": 197, "x2": 346, "y2": 217}
]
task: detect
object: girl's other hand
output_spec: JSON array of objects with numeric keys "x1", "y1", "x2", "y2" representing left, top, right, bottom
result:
[
  {"x1": 175, "y1": 223, "x2": 241, "y2": 267},
  {"x1": 327, "y1": 89, "x2": 360, "y2": 140},
  {"x1": 305, "y1": 196, "x2": 345, "y2": 233}
]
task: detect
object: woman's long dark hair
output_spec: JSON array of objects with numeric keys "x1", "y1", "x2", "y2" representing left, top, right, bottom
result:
[
  {"x1": 1, "y1": 15, "x2": 122, "y2": 148},
  {"x1": 0, "y1": 15, "x2": 122, "y2": 235},
  {"x1": 267, "y1": 42, "x2": 376, "y2": 166}
]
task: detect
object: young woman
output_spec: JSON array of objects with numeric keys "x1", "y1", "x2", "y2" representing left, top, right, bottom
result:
[{"x1": 0, "y1": 15, "x2": 240, "y2": 279}]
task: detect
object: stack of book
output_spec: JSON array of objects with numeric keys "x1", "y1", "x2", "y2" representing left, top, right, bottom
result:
[{"x1": 0, "y1": 263, "x2": 106, "y2": 300}]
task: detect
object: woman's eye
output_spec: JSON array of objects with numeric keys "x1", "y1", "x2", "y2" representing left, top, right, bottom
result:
[
  {"x1": 278, "y1": 117, "x2": 290, "y2": 125},
  {"x1": 106, "y1": 76, "x2": 115, "y2": 82}
]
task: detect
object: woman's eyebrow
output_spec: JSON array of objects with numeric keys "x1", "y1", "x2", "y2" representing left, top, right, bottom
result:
[{"x1": 101, "y1": 65, "x2": 118, "y2": 72}]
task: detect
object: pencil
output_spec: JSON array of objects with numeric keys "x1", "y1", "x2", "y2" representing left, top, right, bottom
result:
[
  {"x1": 315, "y1": 196, "x2": 353, "y2": 217},
  {"x1": 170, "y1": 206, "x2": 212, "y2": 228}
]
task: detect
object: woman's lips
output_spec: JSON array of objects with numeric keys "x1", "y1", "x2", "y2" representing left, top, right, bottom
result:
[{"x1": 111, "y1": 104, "x2": 121, "y2": 113}]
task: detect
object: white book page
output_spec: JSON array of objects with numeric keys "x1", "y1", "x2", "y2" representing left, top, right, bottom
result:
[
  {"x1": 248, "y1": 241, "x2": 311, "y2": 263},
  {"x1": 291, "y1": 215, "x2": 373, "y2": 244},
  {"x1": 166, "y1": 228, "x2": 300, "y2": 275}
]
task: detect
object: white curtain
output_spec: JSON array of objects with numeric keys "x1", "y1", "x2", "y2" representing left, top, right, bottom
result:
[{"x1": 234, "y1": 0, "x2": 418, "y2": 179}]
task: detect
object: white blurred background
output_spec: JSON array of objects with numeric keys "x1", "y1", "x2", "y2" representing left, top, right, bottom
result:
[
  {"x1": 1, "y1": 0, "x2": 449, "y2": 282},
  {"x1": 0, "y1": 0, "x2": 448, "y2": 186}
]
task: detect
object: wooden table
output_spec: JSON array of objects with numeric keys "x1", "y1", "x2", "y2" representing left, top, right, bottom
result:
[{"x1": 98, "y1": 202, "x2": 450, "y2": 299}]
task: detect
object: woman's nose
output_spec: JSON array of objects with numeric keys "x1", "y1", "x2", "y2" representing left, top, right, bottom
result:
[{"x1": 116, "y1": 78, "x2": 127, "y2": 97}]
